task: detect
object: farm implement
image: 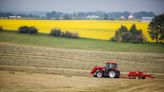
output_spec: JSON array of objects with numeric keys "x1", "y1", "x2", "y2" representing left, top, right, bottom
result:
[{"x1": 90, "y1": 60, "x2": 155, "y2": 79}]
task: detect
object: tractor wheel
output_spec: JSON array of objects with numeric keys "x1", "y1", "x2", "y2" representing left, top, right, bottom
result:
[
  {"x1": 142, "y1": 77, "x2": 145, "y2": 79},
  {"x1": 108, "y1": 70, "x2": 117, "y2": 78},
  {"x1": 96, "y1": 71, "x2": 103, "y2": 78},
  {"x1": 116, "y1": 71, "x2": 120, "y2": 78}
]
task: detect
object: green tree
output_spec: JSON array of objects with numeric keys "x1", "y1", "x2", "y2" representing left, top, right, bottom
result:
[
  {"x1": 111, "y1": 24, "x2": 146, "y2": 43},
  {"x1": 50, "y1": 28, "x2": 62, "y2": 37},
  {"x1": 121, "y1": 32, "x2": 132, "y2": 42},
  {"x1": 18, "y1": 26, "x2": 38, "y2": 34},
  {"x1": 112, "y1": 25, "x2": 128, "y2": 42},
  {"x1": 63, "y1": 14, "x2": 72, "y2": 20},
  {"x1": 130, "y1": 24, "x2": 137, "y2": 35},
  {"x1": 18, "y1": 26, "x2": 29, "y2": 33},
  {"x1": 28, "y1": 27, "x2": 38, "y2": 34},
  {"x1": 50, "y1": 28, "x2": 79, "y2": 38},
  {"x1": 148, "y1": 13, "x2": 164, "y2": 42},
  {"x1": 104, "y1": 14, "x2": 108, "y2": 20},
  {"x1": 0, "y1": 26, "x2": 3, "y2": 31},
  {"x1": 119, "y1": 25, "x2": 128, "y2": 33}
]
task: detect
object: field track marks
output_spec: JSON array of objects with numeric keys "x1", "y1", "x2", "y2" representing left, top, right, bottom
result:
[{"x1": 0, "y1": 42, "x2": 164, "y2": 73}]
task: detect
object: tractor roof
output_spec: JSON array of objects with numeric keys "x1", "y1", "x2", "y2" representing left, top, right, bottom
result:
[{"x1": 106, "y1": 60, "x2": 117, "y2": 64}]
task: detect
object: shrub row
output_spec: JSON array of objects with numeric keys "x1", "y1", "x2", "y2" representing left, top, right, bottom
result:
[
  {"x1": 0, "y1": 25, "x2": 3, "y2": 31},
  {"x1": 18, "y1": 26, "x2": 38, "y2": 34},
  {"x1": 50, "y1": 28, "x2": 79, "y2": 38},
  {"x1": 17, "y1": 26, "x2": 79, "y2": 38}
]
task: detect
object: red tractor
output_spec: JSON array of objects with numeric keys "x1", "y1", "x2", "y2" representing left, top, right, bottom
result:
[{"x1": 90, "y1": 60, "x2": 120, "y2": 78}]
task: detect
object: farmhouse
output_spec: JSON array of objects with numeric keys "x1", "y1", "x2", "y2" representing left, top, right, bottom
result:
[
  {"x1": 141, "y1": 17, "x2": 153, "y2": 22},
  {"x1": 9, "y1": 16, "x2": 21, "y2": 19},
  {"x1": 128, "y1": 14, "x2": 134, "y2": 20},
  {"x1": 120, "y1": 16, "x2": 126, "y2": 20},
  {"x1": 86, "y1": 15, "x2": 99, "y2": 19}
]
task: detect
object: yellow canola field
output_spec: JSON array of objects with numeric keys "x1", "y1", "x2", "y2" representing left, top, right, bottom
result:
[{"x1": 0, "y1": 19, "x2": 150, "y2": 41}]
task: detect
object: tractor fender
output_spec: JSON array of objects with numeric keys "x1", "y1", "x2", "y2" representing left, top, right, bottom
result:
[{"x1": 90, "y1": 66, "x2": 105, "y2": 75}]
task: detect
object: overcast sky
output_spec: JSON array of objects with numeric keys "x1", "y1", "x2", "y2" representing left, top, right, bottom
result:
[{"x1": 0, "y1": 0, "x2": 164, "y2": 14}]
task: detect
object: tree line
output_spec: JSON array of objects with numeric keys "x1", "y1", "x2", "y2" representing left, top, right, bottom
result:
[
  {"x1": 0, "y1": 11, "x2": 155, "y2": 20},
  {"x1": 111, "y1": 24, "x2": 146, "y2": 43},
  {"x1": 111, "y1": 13, "x2": 164, "y2": 43},
  {"x1": 46, "y1": 11, "x2": 155, "y2": 20}
]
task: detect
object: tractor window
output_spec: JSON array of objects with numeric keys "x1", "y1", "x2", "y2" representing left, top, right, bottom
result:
[{"x1": 106, "y1": 64, "x2": 117, "y2": 69}]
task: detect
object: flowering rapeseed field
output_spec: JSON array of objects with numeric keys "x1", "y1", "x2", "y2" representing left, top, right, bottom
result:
[{"x1": 0, "y1": 19, "x2": 150, "y2": 41}]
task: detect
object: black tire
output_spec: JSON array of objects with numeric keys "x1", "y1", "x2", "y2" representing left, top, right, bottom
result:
[
  {"x1": 108, "y1": 70, "x2": 117, "y2": 78},
  {"x1": 96, "y1": 71, "x2": 103, "y2": 78},
  {"x1": 116, "y1": 71, "x2": 120, "y2": 78},
  {"x1": 142, "y1": 77, "x2": 145, "y2": 79}
]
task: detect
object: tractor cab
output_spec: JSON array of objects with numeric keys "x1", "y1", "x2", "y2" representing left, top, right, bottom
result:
[
  {"x1": 104, "y1": 61, "x2": 120, "y2": 78},
  {"x1": 106, "y1": 61, "x2": 118, "y2": 70}
]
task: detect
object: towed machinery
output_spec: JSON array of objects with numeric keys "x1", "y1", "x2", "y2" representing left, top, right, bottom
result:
[
  {"x1": 90, "y1": 60, "x2": 155, "y2": 79},
  {"x1": 127, "y1": 71, "x2": 155, "y2": 79}
]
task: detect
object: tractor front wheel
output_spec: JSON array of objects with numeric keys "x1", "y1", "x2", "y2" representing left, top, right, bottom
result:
[
  {"x1": 108, "y1": 70, "x2": 117, "y2": 78},
  {"x1": 96, "y1": 71, "x2": 103, "y2": 78}
]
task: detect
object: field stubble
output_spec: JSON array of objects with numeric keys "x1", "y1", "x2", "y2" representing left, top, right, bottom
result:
[
  {"x1": 0, "y1": 70, "x2": 164, "y2": 92},
  {"x1": 0, "y1": 42, "x2": 164, "y2": 92},
  {"x1": 0, "y1": 42, "x2": 164, "y2": 73}
]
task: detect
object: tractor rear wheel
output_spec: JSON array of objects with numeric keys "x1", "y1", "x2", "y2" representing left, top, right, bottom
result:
[
  {"x1": 142, "y1": 77, "x2": 145, "y2": 79},
  {"x1": 108, "y1": 70, "x2": 117, "y2": 78},
  {"x1": 96, "y1": 71, "x2": 103, "y2": 78}
]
